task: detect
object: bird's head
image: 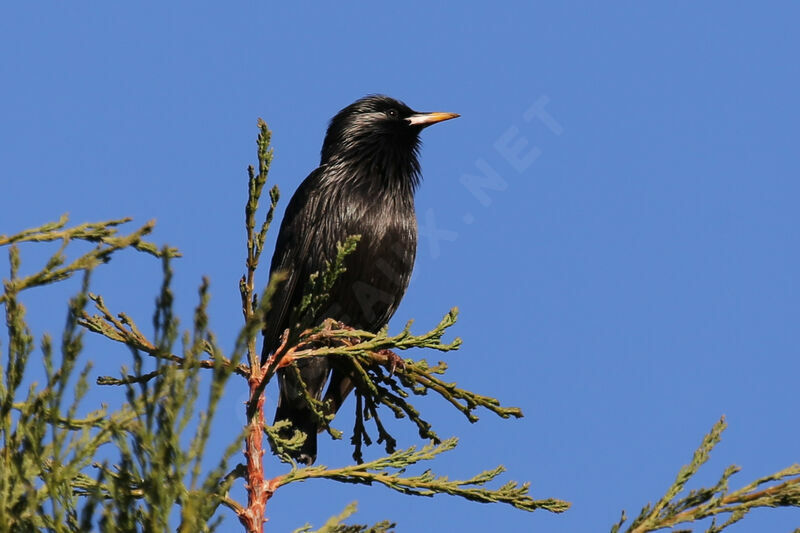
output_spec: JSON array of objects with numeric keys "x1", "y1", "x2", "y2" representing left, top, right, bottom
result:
[{"x1": 320, "y1": 95, "x2": 458, "y2": 189}]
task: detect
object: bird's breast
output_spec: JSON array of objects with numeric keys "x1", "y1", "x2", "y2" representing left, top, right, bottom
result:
[{"x1": 314, "y1": 188, "x2": 418, "y2": 331}]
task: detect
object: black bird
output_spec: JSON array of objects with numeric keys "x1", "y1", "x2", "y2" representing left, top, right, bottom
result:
[{"x1": 261, "y1": 95, "x2": 459, "y2": 465}]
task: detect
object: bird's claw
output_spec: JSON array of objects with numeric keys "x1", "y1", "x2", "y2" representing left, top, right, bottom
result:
[{"x1": 377, "y1": 349, "x2": 405, "y2": 376}]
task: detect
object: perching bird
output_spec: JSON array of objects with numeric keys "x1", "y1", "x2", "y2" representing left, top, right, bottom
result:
[{"x1": 261, "y1": 95, "x2": 459, "y2": 465}]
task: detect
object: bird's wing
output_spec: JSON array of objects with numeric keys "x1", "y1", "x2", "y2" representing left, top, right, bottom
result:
[{"x1": 261, "y1": 167, "x2": 325, "y2": 361}]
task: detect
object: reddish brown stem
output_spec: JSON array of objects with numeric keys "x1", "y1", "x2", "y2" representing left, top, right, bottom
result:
[{"x1": 239, "y1": 367, "x2": 272, "y2": 532}]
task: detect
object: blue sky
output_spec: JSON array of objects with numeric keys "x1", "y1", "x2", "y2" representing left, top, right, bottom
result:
[{"x1": 2, "y1": 2, "x2": 799, "y2": 531}]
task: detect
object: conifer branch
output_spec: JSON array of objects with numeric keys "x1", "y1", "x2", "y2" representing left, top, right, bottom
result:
[
  {"x1": 2, "y1": 220, "x2": 248, "y2": 530},
  {"x1": 270, "y1": 312, "x2": 521, "y2": 460},
  {"x1": 9, "y1": 402, "x2": 138, "y2": 431},
  {"x1": 0, "y1": 214, "x2": 179, "y2": 259},
  {"x1": 79, "y1": 259, "x2": 245, "y2": 531},
  {"x1": 292, "y1": 502, "x2": 396, "y2": 533},
  {"x1": 239, "y1": 118, "x2": 281, "y2": 533},
  {"x1": 612, "y1": 417, "x2": 800, "y2": 532},
  {"x1": 79, "y1": 293, "x2": 248, "y2": 379},
  {"x1": 0, "y1": 216, "x2": 177, "y2": 306},
  {"x1": 276, "y1": 438, "x2": 569, "y2": 513}
]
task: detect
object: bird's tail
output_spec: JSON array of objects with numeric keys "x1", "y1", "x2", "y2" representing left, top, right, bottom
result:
[
  {"x1": 272, "y1": 358, "x2": 329, "y2": 465},
  {"x1": 322, "y1": 367, "x2": 354, "y2": 418},
  {"x1": 273, "y1": 398, "x2": 319, "y2": 466}
]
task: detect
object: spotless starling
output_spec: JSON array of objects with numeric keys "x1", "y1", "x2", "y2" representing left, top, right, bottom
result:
[{"x1": 261, "y1": 95, "x2": 459, "y2": 465}]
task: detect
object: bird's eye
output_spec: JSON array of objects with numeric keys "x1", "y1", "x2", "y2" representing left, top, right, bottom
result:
[{"x1": 386, "y1": 109, "x2": 399, "y2": 118}]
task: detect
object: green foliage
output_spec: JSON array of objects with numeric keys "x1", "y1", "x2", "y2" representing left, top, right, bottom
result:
[
  {"x1": 296, "y1": 234, "x2": 362, "y2": 326},
  {"x1": 293, "y1": 502, "x2": 395, "y2": 533},
  {"x1": 611, "y1": 417, "x2": 800, "y2": 532},
  {"x1": 3, "y1": 118, "x2": 795, "y2": 531},
  {"x1": 1, "y1": 119, "x2": 553, "y2": 530},
  {"x1": 1, "y1": 218, "x2": 248, "y2": 531},
  {"x1": 279, "y1": 438, "x2": 567, "y2": 513},
  {"x1": 83, "y1": 262, "x2": 245, "y2": 532},
  {"x1": 273, "y1": 309, "x2": 519, "y2": 463}
]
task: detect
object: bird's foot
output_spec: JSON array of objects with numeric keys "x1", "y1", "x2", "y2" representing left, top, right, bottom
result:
[
  {"x1": 330, "y1": 320, "x2": 353, "y2": 333},
  {"x1": 375, "y1": 349, "x2": 405, "y2": 375},
  {"x1": 263, "y1": 328, "x2": 293, "y2": 371}
]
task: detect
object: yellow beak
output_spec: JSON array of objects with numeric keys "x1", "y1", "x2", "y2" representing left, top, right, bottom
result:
[{"x1": 407, "y1": 111, "x2": 460, "y2": 127}]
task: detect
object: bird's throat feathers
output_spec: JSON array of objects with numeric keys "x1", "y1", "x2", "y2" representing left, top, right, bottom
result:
[{"x1": 320, "y1": 119, "x2": 423, "y2": 197}]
